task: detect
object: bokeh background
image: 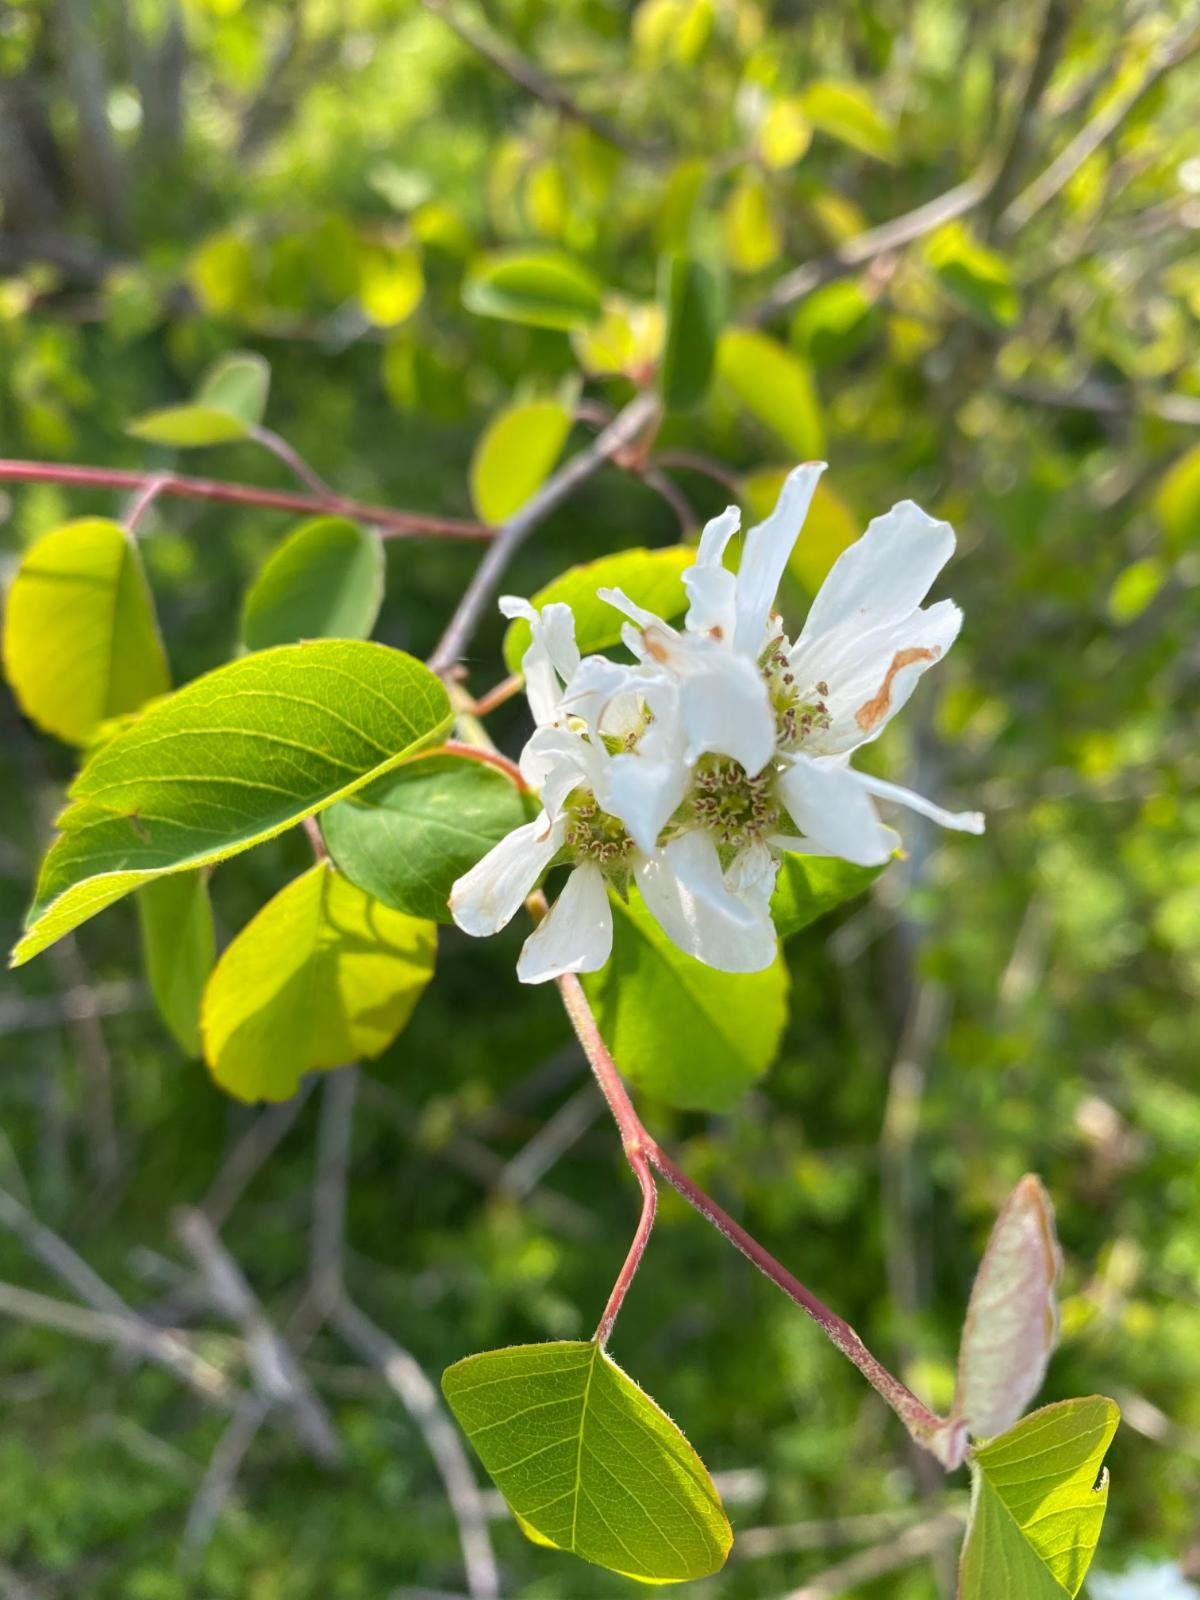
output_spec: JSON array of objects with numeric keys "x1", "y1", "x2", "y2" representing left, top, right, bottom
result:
[{"x1": 3, "y1": 1, "x2": 1200, "y2": 1596}]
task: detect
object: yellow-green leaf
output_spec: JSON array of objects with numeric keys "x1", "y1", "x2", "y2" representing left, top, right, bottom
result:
[
  {"x1": 201, "y1": 862, "x2": 435, "y2": 1102},
  {"x1": 360, "y1": 246, "x2": 425, "y2": 327},
  {"x1": 959, "y1": 1397, "x2": 1120, "y2": 1600},
  {"x1": 927, "y1": 222, "x2": 1020, "y2": 328},
  {"x1": 127, "y1": 404, "x2": 252, "y2": 447},
  {"x1": 241, "y1": 517, "x2": 385, "y2": 650},
  {"x1": 722, "y1": 172, "x2": 782, "y2": 274},
  {"x1": 469, "y1": 398, "x2": 573, "y2": 523},
  {"x1": 11, "y1": 641, "x2": 451, "y2": 967},
  {"x1": 3, "y1": 518, "x2": 170, "y2": 747},
  {"x1": 1155, "y1": 443, "x2": 1200, "y2": 552},
  {"x1": 800, "y1": 80, "x2": 897, "y2": 162},
  {"x1": 463, "y1": 250, "x2": 604, "y2": 331},
  {"x1": 136, "y1": 872, "x2": 214, "y2": 1057},
  {"x1": 717, "y1": 329, "x2": 825, "y2": 458},
  {"x1": 758, "y1": 97, "x2": 812, "y2": 170},
  {"x1": 772, "y1": 852, "x2": 885, "y2": 939},
  {"x1": 502, "y1": 546, "x2": 694, "y2": 676},
  {"x1": 196, "y1": 351, "x2": 270, "y2": 427},
  {"x1": 442, "y1": 1341, "x2": 731, "y2": 1583}
]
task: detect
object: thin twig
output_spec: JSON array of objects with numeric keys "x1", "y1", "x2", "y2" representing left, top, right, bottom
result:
[
  {"x1": 734, "y1": 1503, "x2": 967, "y2": 1561},
  {"x1": 123, "y1": 471, "x2": 171, "y2": 532},
  {"x1": 309, "y1": 1069, "x2": 357, "y2": 1312},
  {"x1": 427, "y1": 390, "x2": 661, "y2": 674},
  {"x1": 181, "y1": 1391, "x2": 273, "y2": 1553},
  {"x1": 497, "y1": 1082, "x2": 603, "y2": 1200},
  {"x1": 0, "y1": 981, "x2": 146, "y2": 1036},
  {"x1": 978, "y1": 0, "x2": 1075, "y2": 235},
  {"x1": 640, "y1": 465, "x2": 697, "y2": 536},
  {"x1": 777, "y1": 1510, "x2": 967, "y2": 1599},
  {"x1": 653, "y1": 449, "x2": 743, "y2": 497},
  {"x1": 249, "y1": 425, "x2": 338, "y2": 499},
  {"x1": 998, "y1": 377, "x2": 1200, "y2": 427},
  {"x1": 0, "y1": 460, "x2": 490, "y2": 541}
]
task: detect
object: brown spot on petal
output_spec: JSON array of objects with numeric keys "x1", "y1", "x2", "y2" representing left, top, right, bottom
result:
[
  {"x1": 854, "y1": 647, "x2": 939, "y2": 732},
  {"x1": 708, "y1": 624, "x2": 724, "y2": 641},
  {"x1": 642, "y1": 625, "x2": 672, "y2": 664}
]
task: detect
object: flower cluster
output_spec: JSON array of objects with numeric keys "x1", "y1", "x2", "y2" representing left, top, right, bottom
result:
[{"x1": 450, "y1": 463, "x2": 983, "y2": 984}]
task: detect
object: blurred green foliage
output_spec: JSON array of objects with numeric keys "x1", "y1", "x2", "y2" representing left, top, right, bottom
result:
[{"x1": 2, "y1": 0, "x2": 1200, "y2": 1595}]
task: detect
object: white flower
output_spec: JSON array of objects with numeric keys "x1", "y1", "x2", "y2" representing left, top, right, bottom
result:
[{"x1": 450, "y1": 465, "x2": 983, "y2": 983}]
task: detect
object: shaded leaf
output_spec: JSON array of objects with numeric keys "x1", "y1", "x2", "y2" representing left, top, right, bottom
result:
[
  {"x1": 582, "y1": 886, "x2": 789, "y2": 1112},
  {"x1": 502, "y1": 546, "x2": 694, "y2": 676},
  {"x1": 136, "y1": 872, "x2": 214, "y2": 1057},
  {"x1": 196, "y1": 351, "x2": 270, "y2": 427},
  {"x1": 241, "y1": 517, "x2": 385, "y2": 650},
  {"x1": 463, "y1": 250, "x2": 604, "y2": 330},
  {"x1": 201, "y1": 861, "x2": 435, "y2": 1101},
  {"x1": 790, "y1": 280, "x2": 877, "y2": 367},
  {"x1": 927, "y1": 222, "x2": 1019, "y2": 328},
  {"x1": 321, "y1": 752, "x2": 533, "y2": 924},
  {"x1": 716, "y1": 329, "x2": 824, "y2": 458},
  {"x1": 659, "y1": 255, "x2": 721, "y2": 411},
  {"x1": 772, "y1": 852, "x2": 885, "y2": 940},
  {"x1": 442, "y1": 1341, "x2": 731, "y2": 1583},
  {"x1": 11, "y1": 641, "x2": 451, "y2": 966},
  {"x1": 469, "y1": 398, "x2": 573, "y2": 523},
  {"x1": 2, "y1": 518, "x2": 170, "y2": 747},
  {"x1": 959, "y1": 1396, "x2": 1120, "y2": 1599}
]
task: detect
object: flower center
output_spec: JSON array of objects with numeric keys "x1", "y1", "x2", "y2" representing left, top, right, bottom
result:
[
  {"x1": 688, "y1": 755, "x2": 780, "y2": 848},
  {"x1": 563, "y1": 789, "x2": 635, "y2": 868},
  {"x1": 760, "y1": 635, "x2": 832, "y2": 751}
]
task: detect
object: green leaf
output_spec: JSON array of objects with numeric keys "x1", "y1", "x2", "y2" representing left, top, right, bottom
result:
[
  {"x1": 196, "y1": 351, "x2": 270, "y2": 427},
  {"x1": 716, "y1": 329, "x2": 825, "y2": 459},
  {"x1": 772, "y1": 852, "x2": 884, "y2": 940},
  {"x1": 502, "y1": 546, "x2": 694, "y2": 676},
  {"x1": 321, "y1": 752, "x2": 533, "y2": 924},
  {"x1": 721, "y1": 172, "x2": 782, "y2": 274},
  {"x1": 926, "y1": 222, "x2": 1020, "y2": 328},
  {"x1": 1155, "y1": 442, "x2": 1200, "y2": 552},
  {"x1": 959, "y1": 1397, "x2": 1120, "y2": 1599},
  {"x1": 582, "y1": 887, "x2": 789, "y2": 1112},
  {"x1": 200, "y1": 861, "x2": 435, "y2": 1102},
  {"x1": 659, "y1": 255, "x2": 721, "y2": 411},
  {"x1": 126, "y1": 405, "x2": 253, "y2": 447},
  {"x1": 11, "y1": 640, "x2": 451, "y2": 967},
  {"x1": 136, "y1": 872, "x2": 214, "y2": 1057},
  {"x1": 241, "y1": 517, "x2": 385, "y2": 650},
  {"x1": 2, "y1": 518, "x2": 171, "y2": 747},
  {"x1": 441, "y1": 1341, "x2": 731, "y2": 1583},
  {"x1": 463, "y1": 250, "x2": 605, "y2": 331},
  {"x1": 790, "y1": 280, "x2": 877, "y2": 367},
  {"x1": 800, "y1": 80, "x2": 897, "y2": 162},
  {"x1": 469, "y1": 398, "x2": 574, "y2": 523}
]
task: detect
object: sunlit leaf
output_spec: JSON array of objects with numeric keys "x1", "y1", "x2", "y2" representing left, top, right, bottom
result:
[
  {"x1": 1155, "y1": 443, "x2": 1200, "y2": 552},
  {"x1": 126, "y1": 404, "x2": 252, "y2": 447},
  {"x1": 241, "y1": 517, "x2": 385, "y2": 649},
  {"x1": 502, "y1": 546, "x2": 694, "y2": 676},
  {"x1": 1107, "y1": 557, "x2": 1166, "y2": 625},
  {"x1": 953, "y1": 1176, "x2": 1061, "y2": 1444},
  {"x1": 127, "y1": 350, "x2": 270, "y2": 446},
  {"x1": 469, "y1": 397, "x2": 573, "y2": 523},
  {"x1": 959, "y1": 1397, "x2": 1120, "y2": 1599},
  {"x1": 722, "y1": 171, "x2": 782, "y2": 274},
  {"x1": 800, "y1": 80, "x2": 897, "y2": 162},
  {"x1": 2, "y1": 518, "x2": 170, "y2": 747},
  {"x1": 136, "y1": 872, "x2": 214, "y2": 1057},
  {"x1": 790, "y1": 280, "x2": 877, "y2": 367},
  {"x1": 572, "y1": 298, "x2": 665, "y2": 379},
  {"x1": 659, "y1": 255, "x2": 721, "y2": 410},
  {"x1": 442, "y1": 1341, "x2": 731, "y2": 1582},
  {"x1": 201, "y1": 861, "x2": 436, "y2": 1101},
  {"x1": 772, "y1": 852, "x2": 885, "y2": 940},
  {"x1": 360, "y1": 245, "x2": 425, "y2": 327},
  {"x1": 11, "y1": 641, "x2": 451, "y2": 967},
  {"x1": 927, "y1": 222, "x2": 1019, "y2": 328},
  {"x1": 582, "y1": 886, "x2": 789, "y2": 1111},
  {"x1": 758, "y1": 97, "x2": 812, "y2": 169},
  {"x1": 321, "y1": 751, "x2": 533, "y2": 924},
  {"x1": 717, "y1": 329, "x2": 825, "y2": 458},
  {"x1": 463, "y1": 250, "x2": 604, "y2": 331}
]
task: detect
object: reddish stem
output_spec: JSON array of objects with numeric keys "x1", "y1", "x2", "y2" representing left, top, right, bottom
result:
[
  {"x1": 124, "y1": 473, "x2": 171, "y2": 532},
  {"x1": 554, "y1": 971, "x2": 946, "y2": 1449},
  {"x1": 0, "y1": 459, "x2": 491, "y2": 542},
  {"x1": 594, "y1": 1150, "x2": 656, "y2": 1347},
  {"x1": 438, "y1": 740, "x2": 529, "y2": 792}
]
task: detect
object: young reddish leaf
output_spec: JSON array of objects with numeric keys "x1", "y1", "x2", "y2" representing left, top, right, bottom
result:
[{"x1": 952, "y1": 1174, "x2": 1062, "y2": 1447}]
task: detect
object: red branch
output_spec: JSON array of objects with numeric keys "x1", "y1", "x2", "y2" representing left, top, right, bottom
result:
[
  {"x1": 438, "y1": 740, "x2": 529, "y2": 792},
  {"x1": 0, "y1": 459, "x2": 491, "y2": 542}
]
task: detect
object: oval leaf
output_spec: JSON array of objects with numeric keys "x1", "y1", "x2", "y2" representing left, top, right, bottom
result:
[
  {"x1": 1155, "y1": 442, "x2": 1200, "y2": 553},
  {"x1": 716, "y1": 329, "x2": 825, "y2": 459},
  {"x1": 502, "y1": 546, "x2": 694, "y2": 676},
  {"x1": 800, "y1": 80, "x2": 897, "y2": 163},
  {"x1": 126, "y1": 405, "x2": 253, "y2": 447},
  {"x1": 201, "y1": 861, "x2": 436, "y2": 1102},
  {"x1": 196, "y1": 351, "x2": 270, "y2": 427},
  {"x1": 241, "y1": 517, "x2": 385, "y2": 650},
  {"x1": 469, "y1": 398, "x2": 573, "y2": 524},
  {"x1": 772, "y1": 851, "x2": 885, "y2": 940},
  {"x1": 3, "y1": 518, "x2": 170, "y2": 746},
  {"x1": 953, "y1": 1175, "x2": 1061, "y2": 1443},
  {"x1": 11, "y1": 641, "x2": 451, "y2": 967},
  {"x1": 463, "y1": 250, "x2": 605, "y2": 331},
  {"x1": 136, "y1": 872, "x2": 214, "y2": 1057},
  {"x1": 582, "y1": 886, "x2": 789, "y2": 1112},
  {"x1": 659, "y1": 255, "x2": 721, "y2": 411},
  {"x1": 442, "y1": 1341, "x2": 731, "y2": 1583},
  {"x1": 321, "y1": 751, "x2": 533, "y2": 924},
  {"x1": 959, "y1": 1396, "x2": 1120, "y2": 1600}
]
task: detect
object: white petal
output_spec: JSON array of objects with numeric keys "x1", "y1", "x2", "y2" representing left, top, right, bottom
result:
[
  {"x1": 607, "y1": 746, "x2": 690, "y2": 855},
  {"x1": 450, "y1": 813, "x2": 566, "y2": 936},
  {"x1": 851, "y1": 770, "x2": 985, "y2": 834},
  {"x1": 519, "y1": 726, "x2": 607, "y2": 817},
  {"x1": 790, "y1": 598, "x2": 962, "y2": 755},
  {"x1": 733, "y1": 462, "x2": 826, "y2": 655},
  {"x1": 777, "y1": 756, "x2": 894, "y2": 867},
  {"x1": 558, "y1": 654, "x2": 638, "y2": 736},
  {"x1": 516, "y1": 863, "x2": 613, "y2": 983},
  {"x1": 725, "y1": 840, "x2": 779, "y2": 904},
  {"x1": 498, "y1": 596, "x2": 580, "y2": 727},
  {"x1": 674, "y1": 640, "x2": 775, "y2": 776},
  {"x1": 597, "y1": 585, "x2": 674, "y2": 632},
  {"x1": 683, "y1": 505, "x2": 740, "y2": 639},
  {"x1": 635, "y1": 831, "x2": 777, "y2": 973},
  {"x1": 796, "y1": 499, "x2": 955, "y2": 646}
]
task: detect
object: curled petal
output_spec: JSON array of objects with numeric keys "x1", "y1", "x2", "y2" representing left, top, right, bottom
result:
[
  {"x1": 450, "y1": 813, "x2": 566, "y2": 936},
  {"x1": 517, "y1": 862, "x2": 613, "y2": 983},
  {"x1": 777, "y1": 756, "x2": 894, "y2": 867},
  {"x1": 733, "y1": 461, "x2": 826, "y2": 656},
  {"x1": 796, "y1": 499, "x2": 955, "y2": 647},
  {"x1": 499, "y1": 596, "x2": 580, "y2": 726},
  {"x1": 851, "y1": 769, "x2": 985, "y2": 835},
  {"x1": 519, "y1": 725, "x2": 607, "y2": 817},
  {"x1": 635, "y1": 831, "x2": 777, "y2": 973}
]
